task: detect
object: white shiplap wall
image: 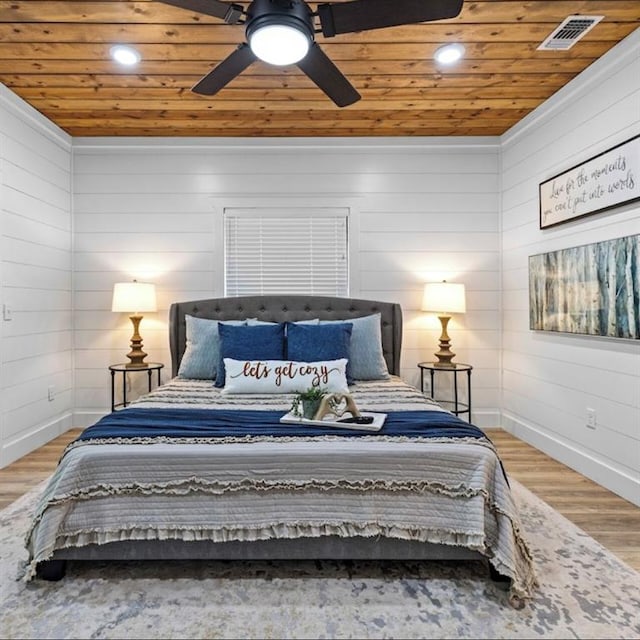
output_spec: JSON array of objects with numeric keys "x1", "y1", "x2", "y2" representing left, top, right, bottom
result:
[
  {"x1": 72, "y1": 138, "x2": 501, "y2": 426},
  {"x1": 0, "y1": 84, "x2": 73, "y2": 466},
  {"x1": 500, "y1": 29, "x2": 640, "y2": 505}
]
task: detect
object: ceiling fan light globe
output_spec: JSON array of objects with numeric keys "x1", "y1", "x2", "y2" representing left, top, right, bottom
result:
[{"x1": 249, "y1": 24, "x2": 310, "y2": 66}]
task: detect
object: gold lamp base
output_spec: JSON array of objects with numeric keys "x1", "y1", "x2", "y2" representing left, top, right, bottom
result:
[
  {"x1": 125, "y1": 314, "x2": 149, "y2": 368},
  {"x1": 433, "y1": 315, "x2": 457, "y2": 368}
]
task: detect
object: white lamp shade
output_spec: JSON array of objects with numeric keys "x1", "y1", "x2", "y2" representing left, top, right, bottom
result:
[
  {"x1": 421, "y1": 281, "x2": 466, "y2": 314},
  {"x1": 112, "y1": 281, "x2": 157, "y2": 313}
]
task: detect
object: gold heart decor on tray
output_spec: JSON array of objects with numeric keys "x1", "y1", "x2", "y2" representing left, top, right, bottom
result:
[
  {"x1": 291, "y1": 388, "x2": 361, "y2": 421},
  {"x1": 314, "y1": 393, "x2": 361, "y2": 421}
]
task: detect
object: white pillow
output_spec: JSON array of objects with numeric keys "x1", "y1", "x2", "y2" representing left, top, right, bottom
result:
[{"x1": 222, "y1": 358, "x2": 349, "y2": 394}]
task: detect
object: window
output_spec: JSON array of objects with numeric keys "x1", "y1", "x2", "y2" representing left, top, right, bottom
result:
[{"x1": 224, "y1": 207, "x2": 349, "y2": 296}]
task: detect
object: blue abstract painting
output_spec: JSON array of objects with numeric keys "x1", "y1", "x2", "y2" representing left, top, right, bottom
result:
[{"x1": 529, "y1": 235, "x2": 639, "y2": 339}]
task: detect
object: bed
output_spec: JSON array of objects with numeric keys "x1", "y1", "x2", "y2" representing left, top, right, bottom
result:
[{"x1": 26, "y1": 295, "x2": 536, "y2": 605}]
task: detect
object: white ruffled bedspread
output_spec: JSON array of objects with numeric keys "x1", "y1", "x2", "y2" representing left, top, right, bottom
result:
[{"x1": 26, "y1": 377, "x2": 537, "y2": 602}]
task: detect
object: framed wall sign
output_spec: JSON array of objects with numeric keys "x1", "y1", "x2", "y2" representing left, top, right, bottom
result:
[
  {"x1": 529, "y1": 234, "x2": 639, "y2": 339},
  {"x1": 539, "y1": 134, "x2": 640, "y2": 229}
]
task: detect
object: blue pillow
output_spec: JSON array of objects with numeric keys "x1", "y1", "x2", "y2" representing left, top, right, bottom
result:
[
  {"x1": 320, "y1": 313, "x2": 389, "y2": 380},
  {"x1": 178, "y1": 316, "x2": 246, "y2": 380},
  {"x1": 247, "y1": 318, "x2": 320, "y2": 328},
  {"x1": 215, "y1": 323, "x2": 286, "y2": 388},
  {"x1": 286, "y1": 322, "x2": 353, "y2": 383}
]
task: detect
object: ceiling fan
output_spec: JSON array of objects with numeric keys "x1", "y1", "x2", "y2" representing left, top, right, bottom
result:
[{"x1": 158, "y1": 0, "x2": 464, "y2": 107}]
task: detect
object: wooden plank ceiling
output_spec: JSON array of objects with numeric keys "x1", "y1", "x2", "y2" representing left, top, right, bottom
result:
[{"x1": 0, "y1": 1, "x2": 637, "y2": 137}]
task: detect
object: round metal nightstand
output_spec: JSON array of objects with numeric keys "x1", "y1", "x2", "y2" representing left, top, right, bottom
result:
[
  {"x1": 418, "y1": 362, "x2": 473, "y2": 421},
  {"x1": 109, "y1": 362, "x2": 164, "y2": 412}
]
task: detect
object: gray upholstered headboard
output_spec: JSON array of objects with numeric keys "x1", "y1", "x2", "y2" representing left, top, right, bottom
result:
[{"x1": 169, "y1": 295, "x2": 403, "y2": 377}]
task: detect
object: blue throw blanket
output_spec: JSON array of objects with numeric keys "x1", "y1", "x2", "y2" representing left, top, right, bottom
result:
[{"x1": 77, "y1": 408, "x2": 488, "y2": 442}]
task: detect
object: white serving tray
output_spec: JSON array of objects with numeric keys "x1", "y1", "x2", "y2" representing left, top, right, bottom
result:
[{"x1": 280, "y1": 411, "x2": 386, "y2": 432}]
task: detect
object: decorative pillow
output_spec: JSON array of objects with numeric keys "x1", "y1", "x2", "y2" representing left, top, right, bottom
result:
[
  {"x1": 247, "y1": 318, "x2": 319, "y2": 327},
  {"x1": 286, "y1": 322, "x2": 353, "y2": 383},
  {"x1": 222, "y1": 358, "x2": 349, "y2": 394},
  {"x1": 215, "y1": 322, "x2": 286, "y2": 388},
  {"x1": 177, "y1": 316, "x2": 246, "y2": 380},
  {"x1": 321, "y1": 313, "x2": 389, "y2": 380}
]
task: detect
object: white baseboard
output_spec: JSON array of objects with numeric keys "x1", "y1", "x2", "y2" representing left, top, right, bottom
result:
[
  {"x1": 0, "y1": 413, "x2": 73, "y2": 468},
  {"x1": 502, "y1": 412, "x2": 640, "y2": 507},
  {"x1": 73, "y1": 410, "x2": 108, "y2": 429},
  {"x1": 471, "y1": 410, "x2": 501, "y2": 430}
]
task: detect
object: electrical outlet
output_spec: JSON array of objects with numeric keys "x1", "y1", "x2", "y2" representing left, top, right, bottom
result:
[
  {"x1": 586, "y1": 408, "x2": 596, "y2": 429},
  {"x1": 2, "y1": 304, "x2": 12, "y2": 321},
  {"x1": 48, "y1": 385, "x2": 56, "y2": 402}
]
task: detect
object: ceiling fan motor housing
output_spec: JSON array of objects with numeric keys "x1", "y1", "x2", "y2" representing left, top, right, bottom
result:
[{"x1": 245, "y1": 0, "x2": 316, "y2": 44}]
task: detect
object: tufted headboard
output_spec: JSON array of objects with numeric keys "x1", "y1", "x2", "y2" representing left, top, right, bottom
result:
[{"x1": 169, "y1": 295, "x2": 403, "y2": 378}]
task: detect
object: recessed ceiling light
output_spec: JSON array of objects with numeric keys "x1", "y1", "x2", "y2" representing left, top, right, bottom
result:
[
  {"x1": 434, "y1": 43, "x2": 465, "y2": 65},
  {"x1": 110, "y1": 45, "x2": 141, "y2": 66}
]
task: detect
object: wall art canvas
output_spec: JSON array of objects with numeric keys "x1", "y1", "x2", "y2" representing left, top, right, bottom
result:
[
  {"x1": 539, "y1": 135, "x2": 640, "y2": 229},
  {"x1": 529, "y1": 235, "x2": 639, "y2": 339}
]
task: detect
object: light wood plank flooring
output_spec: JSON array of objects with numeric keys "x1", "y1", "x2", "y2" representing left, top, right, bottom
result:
[{"x1": 1, "y1": 428, "x2": 638, "y2": 571}]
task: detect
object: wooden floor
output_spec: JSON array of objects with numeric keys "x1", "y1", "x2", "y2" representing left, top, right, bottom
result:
[{"x1": 1, "y1": 428, "x2": 638, "y2": 571}]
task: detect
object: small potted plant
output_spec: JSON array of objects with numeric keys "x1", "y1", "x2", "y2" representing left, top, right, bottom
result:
[{"x1": 291, "y1": 387, "x2": 327, "y2": 420}]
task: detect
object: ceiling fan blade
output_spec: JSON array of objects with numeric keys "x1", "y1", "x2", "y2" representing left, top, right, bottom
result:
[
  {"x1": 296, "y1": 43, "x2": 360, "y2": 107},
  {"x1": 192, "y1": 43, "x2": 257, "y2": 95},
  {"x1": 156, "y1": 0, "x2": 244, "y2": 24},
  {"x1": 318, "y1": 0, "x2": 463, "y2": 37}
]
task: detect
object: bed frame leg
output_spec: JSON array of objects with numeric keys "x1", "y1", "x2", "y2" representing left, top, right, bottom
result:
[
  {"x1": 488, "y1": 563, "x2": 510, "y2": 587},
  {"x1": 36, "y1": 559, "x2": 67, "y2": 581}
]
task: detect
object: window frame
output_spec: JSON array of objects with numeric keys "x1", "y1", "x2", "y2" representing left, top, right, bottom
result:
[{"x1": 220, "y1": 201, "x2": 357, "y2": 297}]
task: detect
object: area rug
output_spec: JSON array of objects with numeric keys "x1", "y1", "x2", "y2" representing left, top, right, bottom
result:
[{"x1": 0, "y1": 479, "x2": 638, "y2": 639}]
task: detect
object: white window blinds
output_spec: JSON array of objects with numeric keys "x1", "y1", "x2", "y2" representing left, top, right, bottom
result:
[{"x1": 224, "y1": 208, "x2": 349, "y2": 296}]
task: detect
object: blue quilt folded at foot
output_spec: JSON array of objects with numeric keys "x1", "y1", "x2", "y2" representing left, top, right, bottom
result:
[{"x1": 77, "y1": 408, "x2": 488, "y2": 442}]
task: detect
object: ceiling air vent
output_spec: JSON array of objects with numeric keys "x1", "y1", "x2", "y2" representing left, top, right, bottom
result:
[{"x1": 537, "y1": 15, "x2": 604, "y2": 51}]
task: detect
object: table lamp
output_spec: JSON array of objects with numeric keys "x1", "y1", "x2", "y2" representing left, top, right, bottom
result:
[
  {"x1": 111, "y1": 280, "x2": 157, "y2": 368},
  {"x1": 421, "y1": 281, "x2": 466, "y2": 368}
]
